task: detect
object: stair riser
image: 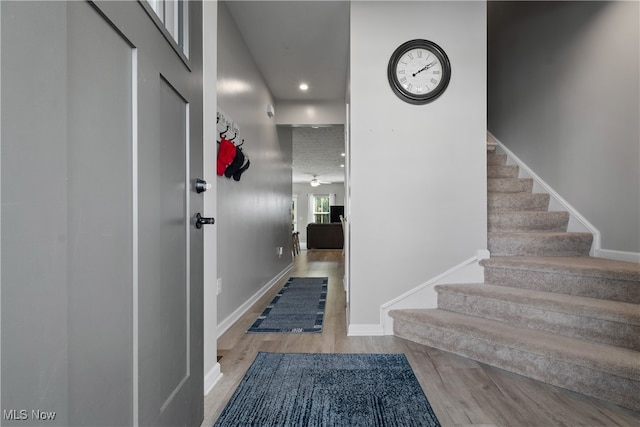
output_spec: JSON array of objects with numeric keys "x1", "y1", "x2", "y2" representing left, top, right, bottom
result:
[
  {"x1": 488, "y1": 233, "x2": 592, "y2": 257},
  {"x1": 488, "y1": 178, "x2": 533, "y2": 193},
  {"x1": 393, "y1": 319, "x2": 640, "y2": 412},
  {"x1": 437, "y1": 293, "x2": 640, "y2": 351},
  {"x1": 488, "y1": 212, "x2": 569, "y2": 232},
  {"x1": 484, "y1": 267, "x2": 640, "y2": 304},
  {"x1": 488, "y1": 193, "x2": 550, "y2": 211}
]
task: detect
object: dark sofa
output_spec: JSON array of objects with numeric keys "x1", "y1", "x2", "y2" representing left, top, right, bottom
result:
[{"x1": 306, "y1": 223, "x2": 344, "y2": 249}]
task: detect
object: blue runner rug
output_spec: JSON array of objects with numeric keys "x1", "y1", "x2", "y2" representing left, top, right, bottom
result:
[
  {"x1": 214, "y1": 352, "x2": 441, "y2": 427},
  {"x1": 247, "y1": 277, "x2": 327, "y2": 333}
]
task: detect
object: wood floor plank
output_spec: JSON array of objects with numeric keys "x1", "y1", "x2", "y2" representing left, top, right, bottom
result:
[{"x1": 202, "y1": 249, "x2": 640, "y2": 427}]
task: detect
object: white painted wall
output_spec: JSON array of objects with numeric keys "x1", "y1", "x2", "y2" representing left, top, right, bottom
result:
[
  {"x1": 275, "y1": 100, "x2": 346, "y2": 125},
  {"x1": 488, "y1": 1, "x2": 640, "y2": 255},
  {"x1": 349, "y1": 1, "x2": 487, "y2": 330},
  {"x1": 216, "y1": 2, "x2": 293, "y2": 325}
]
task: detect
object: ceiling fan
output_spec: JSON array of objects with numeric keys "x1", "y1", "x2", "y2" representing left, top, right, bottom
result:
[{"x1": 310, "y1": 175, "x2": 332, "y2": 187}]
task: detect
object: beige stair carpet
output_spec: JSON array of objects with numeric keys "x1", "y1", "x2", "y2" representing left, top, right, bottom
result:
[{"x1": 391, "y1": 149, "x2": 640, "y2": 411}]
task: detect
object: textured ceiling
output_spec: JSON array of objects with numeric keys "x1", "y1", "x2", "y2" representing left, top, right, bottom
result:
[{"x1": 292, "y1": 126, "x2": 345, "y2": 183}]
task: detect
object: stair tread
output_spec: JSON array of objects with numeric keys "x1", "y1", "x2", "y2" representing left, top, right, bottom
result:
[
  {"x1": 489, "y1": 210, "x2": 569, "y2": 216},
  {"x1": 488, "y1": 165, "x2": 519, "y2": 178},
  {"x1": 487, "y1": 153, "x2": 505, "y2": 164},
  {"x1": 489, "y1": 232, "x2": 593, "y2": 241},
  {"x1": 488, "y1": 192, "x2": 550, "y2": 201},
  {"x1": 390, "y1": 308, "x2": 640, "y2": 380},
  {"x1": 487, "y1": 177, "x2": 533, "y2": 193},
  {"x1": 482, "y1": 256, "x2": 640, "y2": 282},
  {"x1": 489, "y1": 233, "x2": 593, "y2": 256},
  {"x1": 487, "y1": 177, "x2": 530, "y2": 182},
  {"x1": 487, "y1": 192, "x2": 548, "y2": 197},
  {"x1": 488, "y1": 193, "x2": 550, "y2": 212},
  {"x1": 435, "y1": 283, "x2": 640, "y2": 325},
  {"x1": 488, "y1": 211, "x2": 570, "y2": 232}
]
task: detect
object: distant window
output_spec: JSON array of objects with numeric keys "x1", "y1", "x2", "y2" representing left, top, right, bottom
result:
[
  {"x1": 312, "y1": 195, "x2": 330, "y2": 224},
  {"x1": 292, "y1": 196, "x2": 298, "y2": 231}
]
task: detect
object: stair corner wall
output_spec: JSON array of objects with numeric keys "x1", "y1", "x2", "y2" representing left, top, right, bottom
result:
[{"x1": 380, "y1": 251, "x2": 488, "y2": 335}]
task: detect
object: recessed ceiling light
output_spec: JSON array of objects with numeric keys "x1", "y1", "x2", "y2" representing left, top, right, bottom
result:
[
  {"x1": 299, "y1": 83, "x2": 309, "y2": 91},
  {"x1": 341, "y1": 152, "x2": 345, "y2": 157}
]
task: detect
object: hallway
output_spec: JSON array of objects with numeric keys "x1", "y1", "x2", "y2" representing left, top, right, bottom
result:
[{"x1": 202, "y1": 250, "x2": 640, "y2": 426}]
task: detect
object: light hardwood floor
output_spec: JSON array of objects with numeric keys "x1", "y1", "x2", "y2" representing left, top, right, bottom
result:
[{"x1": 202, "y1": 250, "x2": 640, "y2": 427}]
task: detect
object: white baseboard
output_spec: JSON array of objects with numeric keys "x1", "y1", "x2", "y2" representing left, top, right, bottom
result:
[
  {"x1": 347, "y1": 324, "x2": 384, "y2": 336},
  {"x1": 204, "y1": 363, "x2": 223, "y2": 396},
  {"x1": 217, "y1": 264, "x2": 293, "y2": 338},
  {"x1": 379, "y1": 251, "x2": 486, "y2": 335},
  {"x1": 596, "y1": 248, "x2": 640, "y2": 263},
  {"x1": 488, "y1": 132, "x2": 602, "y2": 256}
]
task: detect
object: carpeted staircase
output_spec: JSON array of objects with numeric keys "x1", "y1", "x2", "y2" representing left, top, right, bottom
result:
[{"x1": 390, "y1": 149, "x2": 640, "y2": 411}]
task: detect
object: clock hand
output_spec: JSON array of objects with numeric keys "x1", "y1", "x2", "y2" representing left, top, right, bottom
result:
[
  {"x1": 412, "y1": 61, "x2": 438, "y2": 77},
  {"x1": 412, "y1": 66, "x2": 428, "y2": 77}
]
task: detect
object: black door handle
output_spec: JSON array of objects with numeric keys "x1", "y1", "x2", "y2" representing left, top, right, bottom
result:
[{"x1": 195, "y1": 213, "x2": 215, "y2": 229}]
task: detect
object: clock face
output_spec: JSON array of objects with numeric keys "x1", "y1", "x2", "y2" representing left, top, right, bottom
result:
[
  {"x1": 395, "y1": 48, "x2": 443, "y2": 95},
  {"x1": 388, "y1": 39, "x2": 451, "y2": 105}
]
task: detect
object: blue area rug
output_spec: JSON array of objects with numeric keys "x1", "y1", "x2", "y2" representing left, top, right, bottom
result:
[
  {"x1": 213, "y1": 352, "x2": 441, "y2": 427},
  {"x1": 247, "y1": 277, "x2": 327, "y2": 333}
]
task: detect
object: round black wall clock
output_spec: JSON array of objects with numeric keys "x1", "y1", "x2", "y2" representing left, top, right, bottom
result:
[{"x1": 387, "y1": 39, "x2": 451, "y2": 105}]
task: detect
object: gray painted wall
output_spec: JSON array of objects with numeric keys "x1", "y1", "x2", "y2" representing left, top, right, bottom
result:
[
  {"x1": 349, "y1": 1, "x2": 487, "y2": 327},
  {"x1": 216, "y1": 2, "x2": 293, "y2": 324},
  {"x1": 488, "y1": 1, "x2": 640, "y2": 254}
]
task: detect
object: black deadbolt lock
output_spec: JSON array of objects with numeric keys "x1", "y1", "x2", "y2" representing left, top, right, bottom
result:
[
  {"x1": 195, "y1": 179, "x2": 210, "y2": 193},
  {"x1": 195, "y1": 213, "x2": 215, "y2": 229}
]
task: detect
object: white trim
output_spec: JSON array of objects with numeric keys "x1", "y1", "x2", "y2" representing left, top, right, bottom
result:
[
  {"x1": 597, "y1": 249, "x2": 640, "y2": 264},
  {"x1": 344, "y1": 102, "x2": 351, "y2": 309},
  {"x1": 477, "y1": 249, "x2": 490, "y2": 260},
  {"x1": 0, "y1": 2, "x2": 3, "y2": 416},
  {"x1": 184, "y1": 101, "x2": 191, "y2": 381},
  {"x1": 216, "y1": 264, "x2": 293, "y2": 338},
  {"x1": 201, "y1": 0, "x2": 218, "y2": 405},
  {"x1": 0, "y1": 2, "x2": 4, "y2": 416},
  {"x1": 131, "y1": 47, "x2": 139, "y2": 427},
  {"x1": 203, "y1": 363, "x2": 223, "y2": 396},
  {"x1": 488, "y1": 132, "x2": 602, "y2": 256},
  {"x1": 380, "y1": 253, "x2": 485, "y2": 335},
  {"x1": 347, "y1": 324, "x2": 384, "y2": 336}
]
